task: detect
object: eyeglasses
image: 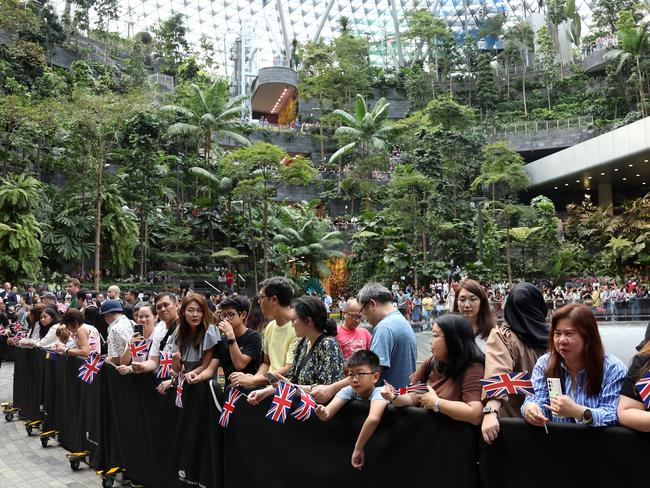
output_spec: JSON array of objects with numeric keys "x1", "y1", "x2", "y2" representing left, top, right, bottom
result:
[
  {"x1": 347, "y1": 372, "x2": 374, "y2": 380},
  {"x1": 344, "y1": 312, "x2": 362, "y2": 321},
  {"x1": 359, "y1": 299, "x2": 373, "y2": 314},
  {"x1": 222, "y1": 312, "x2": 239, "y2": 320},
  {"x1": 258, "y1": 294, "x2": 268, "y2": 302}
]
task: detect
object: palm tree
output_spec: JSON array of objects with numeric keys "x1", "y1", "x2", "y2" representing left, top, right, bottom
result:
[
  {"x1": 271, "y1": 204, "x2": 344, "y2": 279},
  {"x1": 160, "y1": 79, "x2": 250, "y2": 165},
  {"x1": 606, "y1": 24, "x2": 649, "y2": 117},
  {"x1": 504, "y1": 22, "x2": 534, "y2": 116},
  {"x1": 329, "y1": 94, "x2": 404, "y2": 186}
]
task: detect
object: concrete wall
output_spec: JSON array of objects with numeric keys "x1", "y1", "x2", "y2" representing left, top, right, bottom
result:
[{"x1": 504, "y1": 127, "x2": 595, "y2": 153}]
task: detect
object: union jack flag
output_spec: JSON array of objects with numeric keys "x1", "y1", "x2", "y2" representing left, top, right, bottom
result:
[
  {"x1": 290, "y1": 388, "x2": 316, "y2": 422},
  {"x1": 265, "y1": 381, "x2": 296, "y2": 424},
  {"x1": 480, "y1": 372, "x2": 534, "y2": 398},
  {"x1": 635, "y1": 371, "x2": 650, "y2": 409},
  {"x1": 156, "y1": 351, "x2": 173, "y2": 379},
  {"x1": 390, "y1": 383, "x2": 429, "y2": 396},
  {"x1": 219, "y1": 389, "x2": 243, "y2": 428},
  {"x1": 175, "y1": 372, "x2": 185, "y2": 408},
  {"x1": 78, "y1": 354, "x2": 105, "y2": 384},
  {"x1": 129, "y1": 338, "x2": 150, "y2": 362}
]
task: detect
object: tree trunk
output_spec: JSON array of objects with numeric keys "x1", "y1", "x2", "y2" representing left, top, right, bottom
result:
[
  {"x1": 411, "y1": 189, "x2": 418, "y2": 290},
  {"x1": 263, "y1": 194, "x2": 269, "y2": 281},
  {"x1": 318, "y1": 101, "x2": 325, "y2": 161},
  {"x1": 637, "y1": 59, "x2": 646, "y2": 117},
  {"x1": 143, "y1": 216, "x2": 149, "y2": 279},
  {"x1": 506, "y1": 214, "x2": 513, "y2": 288},
  {"x1": 94, "y1": 130, "x2": 105, "y2": 292},
  {"x1": 139, "y1": 211, "x2": 145, "y2": 279},
  {"x1": 247, "y1": 199, "x2": 259, "y2": 290},
  {"x1": 522, "y1": 68, "x2": 528, "y2": 116},
  {"x1": 546, "y1": 82, "x2": 552, "y2": 110}
]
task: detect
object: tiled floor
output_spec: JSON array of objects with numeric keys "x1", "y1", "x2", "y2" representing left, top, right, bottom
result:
[{"x1": 0, "y1": 360, "x2": 99, "y2": 487}]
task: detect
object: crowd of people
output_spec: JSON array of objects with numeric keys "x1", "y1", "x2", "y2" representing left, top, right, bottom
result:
[{"x1": 1, "y1": 276, "x2": 650, "y2": 470}]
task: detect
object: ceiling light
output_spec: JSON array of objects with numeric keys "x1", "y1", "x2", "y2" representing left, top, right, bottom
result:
[
  {"x1": 622, "y1": 177, "x2": 627, "y2": 181},
  {"x1": 588, "y1": 176, "x2": 592, "y2": 179},
  {"x1": 554, "y1": 186, "x2": 558, "y2": 189},
  {"x1": 629, "y1": 164, "x2": 633, "y2": 167},
  {"x1": 575, "y1": 180, "x2": 580, "y2": 183},
  {"x1": 637, "y1": 174, "x2": 641, "y2": 177},
  {"x1": 614, "y1": 168, "x2": 619, "y2": 172},
  {"x1": 601, "y1": 172, "x2": 605, "y2": 175},
  {"x1": 565, "y1": 183, "x2": 569, "y2": 186},
  {"x1": 645, "y1": 159, "x2": 648, "y2": 163}
]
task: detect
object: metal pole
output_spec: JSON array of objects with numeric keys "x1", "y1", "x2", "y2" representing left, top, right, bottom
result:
[
  {"x1": 275, "y1": 0, "x2": 292, "y2": 66},
  {"x1": 312, "y1": 0, "x2": 336, "y2": 43}
]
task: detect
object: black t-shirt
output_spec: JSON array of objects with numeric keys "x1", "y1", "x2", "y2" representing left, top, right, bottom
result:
[
  {"x1": 620, "y1": 354, "x2": 650, "y2": 402},
  {"x1": 216, "y1": 328, "x2": 262, "y2": 384},
  {"x1": 0, "y1": 312, "x2": 8, "y2": 328}
]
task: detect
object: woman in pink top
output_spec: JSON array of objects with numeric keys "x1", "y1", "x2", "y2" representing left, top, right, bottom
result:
[{"x1": 337, "y1": 298, "x2": 372, "y2": 360}]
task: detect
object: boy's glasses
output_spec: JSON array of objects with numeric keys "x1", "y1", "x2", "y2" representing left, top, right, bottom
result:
[{"x1": 347, "y1": 372, "x2": 374, "y2": 380}]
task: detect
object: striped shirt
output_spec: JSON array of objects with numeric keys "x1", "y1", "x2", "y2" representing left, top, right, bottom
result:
[{"x1": 521, "y1": 352, "x2": 626, "y2": 426}]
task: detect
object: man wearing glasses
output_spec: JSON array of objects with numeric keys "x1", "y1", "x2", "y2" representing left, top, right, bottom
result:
[
  {"x1": 313, "y1": 282, "x2": 416, "y2": 403},
  {"x1": 337, "y1": 298, "x2": 372, "y2": 360},
  {"x1": 229, "y1": 277, "x2": 298, "y2": 388}
]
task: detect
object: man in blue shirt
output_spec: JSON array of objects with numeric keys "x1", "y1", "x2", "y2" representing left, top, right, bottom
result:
[
  {"x1": 311, "y1": 282, "x2": 417, "y2": 402},
  {"x1": 359, "y1": 282, "x2": 417, "y2": 387}
]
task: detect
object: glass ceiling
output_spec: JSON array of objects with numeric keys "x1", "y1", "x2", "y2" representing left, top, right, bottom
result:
[{"x1": 49, "y1": 0, "x2": 596, "y2": 72}]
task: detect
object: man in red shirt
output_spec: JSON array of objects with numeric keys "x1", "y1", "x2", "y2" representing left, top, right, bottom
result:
[
  {"x1": 336, "y1": 298, "x2": 372, "y2": 360},
  {"x1": 225, "y1": 269, "x2": 235, "y2": 294}
]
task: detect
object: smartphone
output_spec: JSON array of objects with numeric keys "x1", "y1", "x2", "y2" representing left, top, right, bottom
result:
[
  {"x1": 547, "y1": 377, "x2": 564, "y2": 418},
  {"x1": 86, "y1": 293, "x2": 93, "y2": 306}
]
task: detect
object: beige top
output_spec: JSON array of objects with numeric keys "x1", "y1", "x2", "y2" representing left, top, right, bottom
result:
[{"x1": 483, "y1": 326, "x2": 547, "y2": 417}]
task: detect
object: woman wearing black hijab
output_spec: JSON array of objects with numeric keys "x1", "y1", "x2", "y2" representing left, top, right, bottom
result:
[{"x1": 481, "y1": 282, "x2": 549, "y2": 444}]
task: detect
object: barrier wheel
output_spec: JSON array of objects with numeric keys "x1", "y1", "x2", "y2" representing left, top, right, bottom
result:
[
  {"x1": 70, "y1": 458, "x2": 81, "y2": 471},
  {"x1": 40, "y1": 437, "x2": 48, "y2": 448},
  {"x1": 5, "y1": 413, "x2": 13, "y2": 422},
  {"x1": 26, "y1": 426, "x2": 33, "y2": 436},
  {"x1": 102, "y1": 476, "x2": 114, "y2": 488}
]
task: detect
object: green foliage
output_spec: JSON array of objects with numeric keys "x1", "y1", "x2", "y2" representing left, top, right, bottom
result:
[
  {"x1": 153, "y1": 12, "x2": 190, "y2": 77},
  {"x1": 424, "y1": 95, "x2": 476, "y2": 129},
  {"x1": 0, "y1": 174, "x2": 43, "y2": 280}
]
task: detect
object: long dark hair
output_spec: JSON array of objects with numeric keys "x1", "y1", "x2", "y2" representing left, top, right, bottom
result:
[
  {"x1": 177, "y1": 293, "x2": 213, "y2": 348},
  {"x1": 433, "y1": 313, "x2": 485, "y2": 379},
  {"x1": 40, "y1": 306, "x2": 60, "y2": 338},
  {"x1": 292, "y1": 296, "x2": 337, "y2": 336},
  {"x1": 546, "y1": 304, "x2": 604, "y2": 397},
  {"x1": 245, "y1": 296, "x2": 268, "y2": 332},
  {"x1": 453, "y1": 278, "x2": 496, "y2": 339}
]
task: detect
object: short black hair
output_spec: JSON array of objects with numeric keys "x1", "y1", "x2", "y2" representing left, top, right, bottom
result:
[
  {"x1": 259, "y1": 277, "x2": 294, "y2": 307},
  {"x1": 154, "y1": 292, "x2": 177, "y2": 304},
  {"x1": 220, "y1": 295, "x2": 251, "y2": 315},
  {"x1": 127, "y1": 289, "x2": 140, "y2": 296},
  {"x1": 346, "y1": 350, "x2": 380, "y2": 372}
]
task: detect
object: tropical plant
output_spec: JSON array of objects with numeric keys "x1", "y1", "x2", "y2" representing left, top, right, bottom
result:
[
  {"x1": 606, "y1": 21, "x2": 649, "y2": 117},
  {"x1": 0, "y1": 174, "x2": 43, "y2": 280},
  {"x1": 329, "y1": 94, "x2": 404, "y2": 184},
  {"x1": 160, "y1": 79, "x2": 249, "y2": 165},
  {"x1": 271, "y1": 203, "x2": 344, "y2": 279},
  {"x1": 504, "y1": 21, "x2": 534, "y2": 116}
]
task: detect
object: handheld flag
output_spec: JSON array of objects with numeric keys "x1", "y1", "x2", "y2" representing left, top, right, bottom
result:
[
  {"x1": 45, "y1": 348, "x2": 60, "y2": 360},
  {"x1": 129, "y1": 338, "x2": 149, "y2": 362},
  {"x1": 635, "y1": 371, "x2": 650, "y2": 409},
  {"x1": 265, "y1": 381, "x2": 296, "y2": 424},
  {"x1": 219, "y1": 389, "x2": 243, "y2": 428},
  {"x1": 78, "y1": 354, "x2": 105, "y2": 384},
  {"x1": 480, "y1": 372, "x2": 534, "y2": 398},
  {"x1": 175, "y1": 372, "x2": 185, "y2": 408},
  {"x1": 390, "y1": 383, "x2": 429, "y2": 396},
  {"x1": 290, "y1": 388, "x2": 316, "y2": 422},
  {"x1": 157, "y1": 351, "x2": 174, "y2": 379}
]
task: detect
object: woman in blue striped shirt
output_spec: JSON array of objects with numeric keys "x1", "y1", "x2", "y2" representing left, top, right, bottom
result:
[{"x1": 522, "y1": 303, "x2": 626, "y2": 427}]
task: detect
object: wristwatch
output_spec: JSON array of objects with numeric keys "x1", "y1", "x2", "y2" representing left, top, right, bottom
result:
[
  {"x1": 483, "y1": 406, "x2": 498, "y2": 416},
  {"x1": 579, "y1": 408, "x2": 593, "y2": 425},
  {"x1": 432, "y1": 399, "x2": 441, "y2": 413},
  {"x1": 227, "y1": 338, "x2": 236, "y2": 345}
]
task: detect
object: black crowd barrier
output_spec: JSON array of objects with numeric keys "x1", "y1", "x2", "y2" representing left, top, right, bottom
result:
[{"x1": 10, "y1": 348, "x2": 650, "y2": 488}]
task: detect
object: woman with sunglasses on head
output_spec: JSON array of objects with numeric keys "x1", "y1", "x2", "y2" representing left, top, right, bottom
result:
[
  {"x1": 522, "y1": 303, "x2": 626, "y2": 428},
  {"x1": 382, "y1": 313, "x2": 485, "y2": 425},
  {"x1": 617, "y1": 340, "x2": 650, "y2": 432},
  {"x1": 157, "y1": 293, "x2": 222, "y2": 393},
  {"x1": 482, "y1": 282, "x2": 549, "y2": 444},
  {"x1": 453, "y1": 278, "x2": 496, "y2": 353},
  {"x1": 248, "y1": 296, "x2": 345, "y2": 404}
]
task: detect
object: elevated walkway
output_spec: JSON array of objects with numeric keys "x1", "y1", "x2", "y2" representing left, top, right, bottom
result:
[{"x1": 523, "y1": 116, "x2": 650, "y2": 207}]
